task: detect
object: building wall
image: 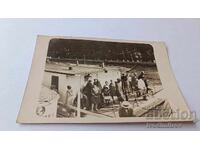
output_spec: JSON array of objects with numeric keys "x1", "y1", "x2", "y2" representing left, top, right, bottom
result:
[
  {"x1": 97, "y1": 70, "x2": 121, "y2": 86},
  {"x1": 42, "y1": 69, "x2": 121, "y2": 102},
  {"x1": 42, "y1": 72, "x2": 80, "y2": 103},
  {"x1": 79, "y1": 70, "x2": 121, "y2": 89}
]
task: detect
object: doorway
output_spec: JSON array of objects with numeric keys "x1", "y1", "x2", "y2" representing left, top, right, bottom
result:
[{"x1": 51, "y1": 75, "x2": 59, "y2": 91}]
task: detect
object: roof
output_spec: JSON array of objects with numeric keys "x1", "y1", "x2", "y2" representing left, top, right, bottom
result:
[
  {"x1": 39, "y1": 86, "x2": 59, "y2": 103},
  {"x1": 44, "y1": 62, "x2": 122, "y2": 75}
]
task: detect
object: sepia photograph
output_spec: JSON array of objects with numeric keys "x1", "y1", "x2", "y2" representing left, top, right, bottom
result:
[
  {"x1": 17, "y1": 35, "x2": 193, "y2": 123},
  {"x1": 0, "y1": 2, "x2": 199, "y2": 149},
  {"x1": 39, "y1": 38, "x2": 172, "y2": 119}
]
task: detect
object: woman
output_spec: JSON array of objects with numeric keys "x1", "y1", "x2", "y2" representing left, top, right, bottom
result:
[
  {"x1": 65, "y1": 85, "x2": 75, "y2": 117},
  {"x1": 138, "y1": 78, "x2": 147, "y2": 100},
  {"x1": 91, "y1": 84, "x2": 101, "y2": 112},
  {"x1": 109, "y1": 80, "x2": 116, "y2": 101},
  {"x1": 102, "y1": 81, "x2": 111, "y2": 105}
]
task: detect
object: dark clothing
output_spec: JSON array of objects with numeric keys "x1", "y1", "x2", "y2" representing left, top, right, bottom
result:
[
  {"x1": 131, "y1": 76, "x2": 138, "y2": 93},
  {"x1": 119, "y1": 107, "x2": 133, "y2": 117},
  {"x1": 73, "y1": 93, "x2": 89, "y2": 109},
  {"x1": 144, "y1": 79, "x2": 148, "y2": 88},
  {"x1": 121, "y1": 74, "x2": 127, "y2": 82},
  {"x1": 83, "y1": 81, "x2": 93, "y2": 110},
  {"x1": 83, "y1": 82, "x2": 93, "y2": 97},
  {"x1": 109, "y1": 83, "x2": 116, "y2": 98},
  {"x1": 102, "y1": 86, "x2": 110, "y2": 96},
  {"x1": 138, "y1": 72, "x2": 144, "y2": 79},
  {"x1": 115, "y1": 81, "x2": 124, "y2": 102},
  {"x1": 121, "y1": 74, "x2": 128, "y2": 94}
]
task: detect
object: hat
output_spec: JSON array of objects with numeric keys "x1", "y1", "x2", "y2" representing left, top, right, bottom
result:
[{"x1": 121, "y1": 101, "x2": 131, "y2": 108}]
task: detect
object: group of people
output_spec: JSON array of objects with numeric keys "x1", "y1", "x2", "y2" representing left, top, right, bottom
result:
[
  {"x1": 120, "y1": 71, "x2": 150, "y2": 100},
  {"x1": 81, "y1": 79, "x2": 117, "y2": 112},
  {"x1": 63, "y1": 71, "x2": 151, "y2": 115}
]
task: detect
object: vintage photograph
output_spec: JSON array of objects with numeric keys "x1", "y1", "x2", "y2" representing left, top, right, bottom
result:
[
  {"x1": 16, "y1": 36, "x2": 193, "y2": 123},
  {"x1": 38, "y1": 38, "x2": 172, "y2": 119}
]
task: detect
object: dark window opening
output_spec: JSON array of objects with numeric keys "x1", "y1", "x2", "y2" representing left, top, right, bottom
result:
[{"x1": 51, "y1": 75, "x2": 59, "y2": 92}]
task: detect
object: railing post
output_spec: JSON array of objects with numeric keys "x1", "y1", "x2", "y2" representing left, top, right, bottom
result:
[{"x1": 77, "y1": 75, "x2": 81, "y2": 117}]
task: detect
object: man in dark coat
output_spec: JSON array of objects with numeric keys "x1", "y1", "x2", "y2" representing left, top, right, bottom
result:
[
  {"x1": 83, "y1": 80, "x2": 93, "y2": 110},
  {"x1": 109, "y1": 80, "x2": 116, "y2": 101}
]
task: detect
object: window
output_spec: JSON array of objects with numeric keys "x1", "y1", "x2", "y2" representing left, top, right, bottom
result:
[{"x1": 51, "y1": 75, "x2": 59, "y2": 91}]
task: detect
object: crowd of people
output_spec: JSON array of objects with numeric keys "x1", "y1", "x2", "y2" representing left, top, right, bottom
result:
[{"x1": 61, "y1": 71, "x2": 151, "y2": 117}]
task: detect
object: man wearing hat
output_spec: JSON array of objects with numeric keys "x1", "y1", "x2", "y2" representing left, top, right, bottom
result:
[
  {"x1": 83, "y1": 80, "x2": 93, "y2": 110},
  {"x1": 119, "y1": 101, "x2": 133, "y2": 117}
]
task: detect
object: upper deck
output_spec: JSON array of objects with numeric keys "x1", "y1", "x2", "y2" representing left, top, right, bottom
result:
[{"x1": 44, "y1": 62, "x2": 126, "y2": 75}]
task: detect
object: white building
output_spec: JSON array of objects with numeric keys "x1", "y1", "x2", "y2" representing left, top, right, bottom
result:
[{"x1": 41, "y1": 62, "x2": 121, "y2": 103}]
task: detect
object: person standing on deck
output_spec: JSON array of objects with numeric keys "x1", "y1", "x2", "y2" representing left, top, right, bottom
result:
[
  {"x1": 94, "y1": 79, "x2": 103, "y2": 108},
  {"x1": 138, "y1": 78, "x2": 146, "y2": 91},
  {"x1": 83, "y1": 80, "x2": 93, "y2": 110},
  {"x1": 65, "y1": 85, "x2": 75, "y2": 117},
  {"x1": 94, "y1": 79, "x2": 102, "y2": 91},
  {"x1": 102, "y1": 81, "x2": 109, "y2": 95},
  {"x1": 109, "y1": 80, "x2": 116, "y2": 102},
  {"x1": 127, "y1": 73, "x2": 132, "y2": 93},
  {"x1": 131, "y1": 72, "x2": 138, "y2": 94},
  {"x1": 115, "y1": 78, "x2": 125, "y2": 102},
  {"x1": 102, "y1": 81, "x2": 111, "y2": 105},
  {"x1": 91, "y1": 84, "x2": 101, "y2": 112},
  {"x1": 138, "y1": 72, "x2": 147, "y2": 99},
  {"x1": 121, "y1": 73, "x2": 126, "y2": 93},
  {"x1": 122, "y1": 72, "x2": 129, "y2": 101},
  {"x1": 138, "y1": 71, "x2": 145, "y2": 79}
]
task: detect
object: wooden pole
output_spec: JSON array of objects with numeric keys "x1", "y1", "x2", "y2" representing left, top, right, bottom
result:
[
  {"x1": 83, "y1": 55, "x2": 86, "y2": 64},
  {"x1": 77, "y1": 75, "x2": 81, "y2": 117}
]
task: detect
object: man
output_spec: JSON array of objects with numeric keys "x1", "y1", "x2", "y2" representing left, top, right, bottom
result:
[
  {"x1": 131, "y1": 73, "x2": 138, "y2": 90},
  {"x1": 83, "y1": 80, "x2": 93, "y2": 110},
  {"x1": 121, "y1": 73, "x2": 128, "y2": 94},
  {"x1": 119, "y1": 101, "x2": 133, "y2": 117},
  {"x1": 121, "y1": 73, "x2": 125, "y2": 92},
  {"x1": 138, "y1": 71, "x2": 145, "y2": 79},
  {"x1": 127, "y1": 73, "x2": 132, "y2": 93},
  {"x1": 131, "y1": 72, "x2": 139, "y2": 96},
  {"x1": 115, "y1": 78, "x2": 125, "y2": 103},
  {"x1": 94, "y1": 79, "x2": 103, "y2": 108},
  {"x1": 73, "y1": 92, "x2": 88, "y2": 110},
  {"x1": 144, "y1": 79, "x2": 153, "y2": 94}
]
